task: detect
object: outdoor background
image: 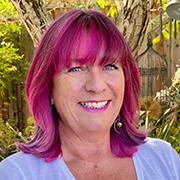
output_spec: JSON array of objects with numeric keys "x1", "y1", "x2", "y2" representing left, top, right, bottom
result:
[{"x1": 0, "y1": 0, "x2": 180, "y2": 160}]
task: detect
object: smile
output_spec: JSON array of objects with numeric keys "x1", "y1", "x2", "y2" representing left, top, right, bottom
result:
[{"x1": 79, "y1": 100, "x2": 110, "y2": 112}]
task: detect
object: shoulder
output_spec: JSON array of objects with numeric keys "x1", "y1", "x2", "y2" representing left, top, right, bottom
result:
[
  {"x1": 133, "y1": 137, "x2": 180, "y2": 180},
  {"x1": 136, "y1": 137, "x2": 180, "y2": 162},
  {"x1": 0, "y1": 152, "x2": 73, "y2": 180},
  {"x1": 1, "y1": 151, "x2": 40, "y2": 163},
  {"x1": 0, "y1": 151, "x2": 44, "y2": 170},
  {"x1": 0, "y1": 152, "x2": 43, "y2": 180},
  {"x1": 138, "y1": 137, "x2": 173, "y2": 153}
]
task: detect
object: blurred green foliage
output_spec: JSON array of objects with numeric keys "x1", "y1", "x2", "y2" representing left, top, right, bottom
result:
[
  {"x1": 0, "y1": 0, "x2": 29, "y2": 100},
  {"x1": 0, "y1": 0, "x2": 17, "y2": 18},
  {"x1": 0, "y1": 0, "x2": 29, "y2": 160},
  {"x1": 0, "y1": 117, "x2": 34, "y2": 161}
]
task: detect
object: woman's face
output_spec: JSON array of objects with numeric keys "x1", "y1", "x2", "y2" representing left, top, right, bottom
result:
[
  {"x1": 52, "y1": 61, "x2": 125, "y2": 134},
  {"x1": 53, "y1": 32, "x2": 124, "y2": 135}
]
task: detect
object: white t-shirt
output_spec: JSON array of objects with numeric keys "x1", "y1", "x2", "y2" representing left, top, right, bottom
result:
[{"x1": 0, "y1": 138, "x2": 180, "y2": 180}]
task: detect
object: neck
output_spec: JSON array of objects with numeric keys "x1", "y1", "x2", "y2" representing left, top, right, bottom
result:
[{"x1": 59, "y1": 123, "x2": 113, "y2": 163}]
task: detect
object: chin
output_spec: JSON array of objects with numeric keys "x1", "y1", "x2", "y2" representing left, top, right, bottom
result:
[{"x1": 83, "y1": 123, "x2": 110, "y2": 133}]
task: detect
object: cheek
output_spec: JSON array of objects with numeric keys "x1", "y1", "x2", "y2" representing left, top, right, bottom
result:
[
  {"x1": 114, "y1": 81, "x2": 125, "y2": 101},
  {"x1": 107, "y1": 73, "x2": 125, "y2": 96},
  {"x1": 52, "y1": 76, "x2": 84, "y2": 101},
  {"x1": 110, "y1": 76, "x2": 125, "y2": 113},
  {"x1": 52, "y1": 79, "x2": 74, "y2": 117}
]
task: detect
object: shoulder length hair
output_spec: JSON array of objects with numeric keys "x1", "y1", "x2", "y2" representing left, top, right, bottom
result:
[{"x1": 17, "y1": 10, "x2": 146, "y2": 162}]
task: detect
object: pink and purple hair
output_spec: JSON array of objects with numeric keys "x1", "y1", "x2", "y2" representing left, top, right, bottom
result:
[{"x1": 17, "y1": 10, "x2": 146, "y2": 162}]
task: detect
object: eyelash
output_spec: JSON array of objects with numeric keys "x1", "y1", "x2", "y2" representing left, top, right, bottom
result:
[
  {"x1": 67, "y1": 66, "x2": 84, "y2": 73},
  {"x1": 103, "y1": 64, "x2": 119, "y2": 71},
  {"x1": 67, "y1": 64, "x2": 118, "y2": 73}
]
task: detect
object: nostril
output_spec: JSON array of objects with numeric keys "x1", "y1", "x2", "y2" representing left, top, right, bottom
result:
[{"x1": 85, "y1": 76, "x2": 106, "y2": 93}]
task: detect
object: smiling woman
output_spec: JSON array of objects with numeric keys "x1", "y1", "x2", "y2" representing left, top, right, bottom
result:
[
  {"x1": 23, "y1": 10, "x2": 144, "y2": 159},
  {"x1": 0, "y1": 10, "x2": 180, "y2": 180}
]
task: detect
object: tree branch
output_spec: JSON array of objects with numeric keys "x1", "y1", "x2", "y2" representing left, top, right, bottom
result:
[{"x1": 10, "y1": 0, "x2": 52, "y2": 46}]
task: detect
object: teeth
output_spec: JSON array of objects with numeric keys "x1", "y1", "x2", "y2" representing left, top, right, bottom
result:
[{"x1": 80, "y1": 101, "x2": 108, "y2": 109}]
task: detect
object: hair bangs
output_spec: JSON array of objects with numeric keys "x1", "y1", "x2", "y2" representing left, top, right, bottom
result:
[{"x1": 53, "y1": 12, "x2": 127, "y2": 74}]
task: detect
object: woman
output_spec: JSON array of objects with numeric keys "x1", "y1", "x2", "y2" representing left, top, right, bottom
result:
[{"x1": 0, "y1": 10, "x2": 179, "y2": 180}]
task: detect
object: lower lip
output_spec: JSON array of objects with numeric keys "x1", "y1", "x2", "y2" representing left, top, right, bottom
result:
[{"x1": 79, "y1": 101, "x2": 110, "y2": 113}]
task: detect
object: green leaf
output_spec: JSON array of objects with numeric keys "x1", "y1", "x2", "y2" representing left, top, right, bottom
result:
[
  {"x1": 97, "y1": 0, "x2": 106, "y2": 9},
  {"x1": 107, "y1": 4, "x2": 118, "y2": 18},
  {"x1": 162, "y1": 30, "x2": 170, "y2": 40},
  {"x1": 97, "y1": 0, "x2": 110, "y2": 9},
  {"x1": 152, "y1": 35, "x2": 161, "y2": 45}
]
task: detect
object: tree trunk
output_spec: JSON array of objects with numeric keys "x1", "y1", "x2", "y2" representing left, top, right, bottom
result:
[
  {"x1": 123, "y1": 0, "x2": 155, "y2": 57},
  {"x1": 10, "y1": 0, "x2": 155, "y2": 55},
  {"x1": 10, "y1": 0, "x2": 52, "y2": 46}
]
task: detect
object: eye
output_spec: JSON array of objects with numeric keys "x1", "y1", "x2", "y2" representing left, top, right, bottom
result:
[
  {"x1": 67, "y1": 66, "x2": 87, "y2": 73},
  {"x1": 103, "y1": 64, "x2": 119, "y2": 71},
  {"x1": 68, "y1": 67, "x2": 82, "y2": 72}
]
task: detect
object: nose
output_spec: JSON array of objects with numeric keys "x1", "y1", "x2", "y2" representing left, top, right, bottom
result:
[{"x1": 85, "y1": 68, "x2": 107, "y2": 93}]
